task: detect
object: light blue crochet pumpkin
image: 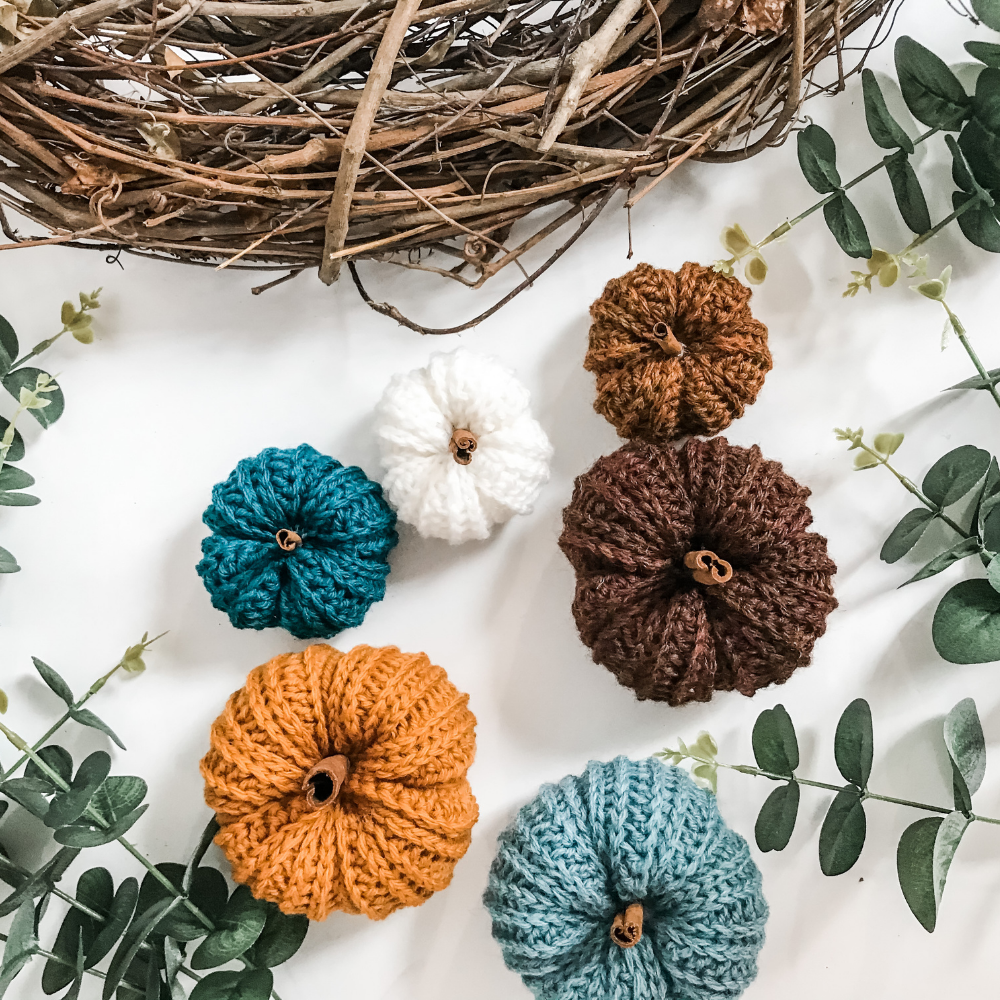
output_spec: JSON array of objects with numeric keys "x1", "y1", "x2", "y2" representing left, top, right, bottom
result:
[
  {"x1": 196, "y1": 444, "x2": 397, "y2": 640},
  {"x1": 484, "y1": 758, "x2": 768, "y2": 1000}
]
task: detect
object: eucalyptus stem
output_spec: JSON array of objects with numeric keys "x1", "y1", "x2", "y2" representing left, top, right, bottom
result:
[
  {"x1": 943, "y1": 303, "x2": 1000, "y2": 413},
  {"x1": 673, "y1": 751, "x2": 1000, "y2": 823},
  {"x1": 901, "y1": 194, "x2": 981, "y2": 255}
]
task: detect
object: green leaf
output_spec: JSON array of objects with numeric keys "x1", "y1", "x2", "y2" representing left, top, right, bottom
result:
[
  {"x1": 25, "y1": 744, "x2": 73, "y2": 786},
  {"x1": 0, "y1": 316, "x2": 18, "y2": 378},
  {"x1": 966, "y1": 40, "x2": 1000, "y2": 68},
  {"x1": 0, "y1": 466, "x2": 32, "y2": 492},
  {"x1": 136, "y1": 864, "x2": 185, "y2": 919},
  {"x1": 1, "y1": 368, "x2": 64, "y2": 428},
  {"x1": 823, "y1": 192, "x2": 872, "y2": 258},
  {"x1": 979, "y1": 459, "x2": 1000, "y2": 540},
  {"x1": 922, "y1": 445, "x2": 991, "y2": 506},
  {"x1": 947, "y1": 367, "x2": 1000, "y2": 390},
  {"x1": 834, "y1": 699, "x2": 873, "y2": 789},
  {"x1": 953, "y1": 191, "x2": 1000, "y2": 252},
  {"x1": 32, "y1": 658, "x2": 74, "y2": 706},
  {"x1": 0, "y1": 545, "x2": 19, "y2": 574},
  {"x1": 0, "y1": 776, "x2": 51, "y2": 819},
  {"x1": 45, "y1": 751, "x2": 112, "y2": 828},
  {"x1": 885, "y1": 155, "x2": 932, "y2": 234},
  {"x1": 797, "y1": 124, "x2": 841, "y2": 193},
  {"x1": 189, "y1": 969, "x2": 273, "y2": 1000},
  {"x1": 54, "y1": 804, "x2": 148, "y2": 848},
  {"x1": 159, "y1": 867, "x2": 228, "y2": 942},
  {"x1": 854, "y1": 451, "x2": 879, "y2": 470},
  {"x1": 103, "y1": 897, "x2": 179, "y2": 1000},
  {"x1": 933, "y1": 578, "x2": 1000, "y2": 663},
  {"x1": 862, "y1": 70, "x2": 914, "y2": 152},
  {"x1": 881, "y1": 508, "x2": 935, "y2": 563},
  {"x1": 754, "y1": 780, "x2": 799, "y2": 853},
  {"x1": 0, "y1": 900, "x2": 38, "y2": 998},
  {"x1": 87, "y1": 877, "x2": 138, "y2": 968},
  {"x1": 243, "y1": 904, "x2": 308, "y2": 968},
  {"x1": 873, "y1": 432, "x2": 904, "y2": 456},
  {"x1": 0, "y1": 418, "x2": 25, "y2": 464},
  {"x1": 191, "y1": 886, "x2": 268, "y2": 970},
  {"x1": 895, "y1": 36, "x2": 971, "y2": 129},
  {"x1": 818, "y1": 787, "x2": 866, "y2": 876},
  {"x1": 752, "y1": 705, "x2": 799, "y2": 777},
  {"x1": 42, "y1": 907, "x2": 93, "y2": 994},
  {"x1": 895, "y1": 813, "x2": 967, "y2": 932},
  {"x1": 186, "y1": 818, "x2": 221, "y2": 888},
  {"x1": 93, "y1": 776, "x2": 147, "y2": 822},
  {"x1": 70, "y1": 708, "x2": 126, "y2": 750},
  {"x1": 944, "y1": 698, "x2": 985, "y2": 813},
  {"x1": 0, "y1": 490, "x2": 39, "y2": 506},
  {"x1": 0, "y1": 847, "x2": 80, "y2": 917},
  {"x1": 900, "y1": 535, "x2": 980, "y2": 586},
  {"x1": 984, "y1": 507, "x2": 1000, "y2": 554},
  {"x1": 972, "y1": 0, "x2": 1000, "y2": 30}
]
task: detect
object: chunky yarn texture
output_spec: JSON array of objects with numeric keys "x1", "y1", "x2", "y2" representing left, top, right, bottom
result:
[
  {"x1": 201, "y1": 643, "x2": 478, "y2": 921},
  {"x1": 586, "y1": 262, "x2": 772, "y2": 444},
  {"x1": 484, "y1": 758, "x2": 768, "y2": 1000},
  {"x1": 375, "y1": 349, "x2": 553, "y2": 544},
  {"x1": 559, "y1": 437, "x2": 838, "y2": 705},
  {"x1": 197, "y1": 444, "x2": 397, "y2": 639}
]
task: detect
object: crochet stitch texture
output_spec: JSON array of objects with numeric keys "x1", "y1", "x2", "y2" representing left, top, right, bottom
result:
[
  {"x1": 559, "y1": 437, "x2": 838, "y2": 705},
  {"x1": 586, "y1": 262, "x2": 772, "y2": 444},
  {"x1": 375, "y1": 348, "x2": 553, "y2": 544},
  {"x1": 484, "y1": 757, "x2": 768, "y2": 1000},
  {"x1": 197, "y1": 444, "x2": 397, "y2": 639},
  {"x1": 201, "y1": 643, "x2": 478, "y2": 921}
]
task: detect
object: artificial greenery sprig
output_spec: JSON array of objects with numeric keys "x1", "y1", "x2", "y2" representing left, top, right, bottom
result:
[
  {"x1": 0, "y1": 642, "x2": 307, "y2": 1000},
  {"x1": 0, "y1": 291, "x2": 101, "y2": 576},
  {"x1": 660, "y1": 697, "x2": 994, "y2": 932}
]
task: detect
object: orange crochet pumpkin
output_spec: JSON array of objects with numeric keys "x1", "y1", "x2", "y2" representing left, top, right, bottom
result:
[{"x1": 201, "y1": 644, "x2": 478, "y2": 921}]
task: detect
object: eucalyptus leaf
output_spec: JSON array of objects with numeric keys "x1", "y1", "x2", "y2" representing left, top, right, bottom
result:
[
  {"x1": 881, "y1": 508, "x2": 935, "y2": 563},
  {"x1": 0, "y1": 491, "x2": 40, "y2": 506},
  {"x1": 818, "y1": 787, "x2": 866, "y2": 876},
  {"x1": 0, "y1": 776, "x2": 52, "y2": 819},
  {"x1": 752, "y1": 704, "x2": 799, "y2": 777},
  {"x1": 188, "y1": 969, "x2": 273, "y2": 1000},
  {"x1": 834, "y1": 699, "x2": 873, "y2": 789},
  {"x1": 0, "y1": 316, "x2": 17, "y2": 377},
  {"x1": 953, "y1": 192, "x2": 1000, "y2": 252},
  {"x1": 873, "y1": 432, "x2": 904, "y2": 456},
  {"x1": 243, "y1": 905, "x2": 309, "y2": 969},
  {"x1": 1, "y1": 368, "x2": 64, "y2": 428},
  {"x1": 55, "y1": 804, "x2": 148, "y2": 848},
  {"x1": 823, "y1": 192, "x2": 872, "y2": 258},
  {"x1": 44, "y1": 751, "x2": 112, "y2": 828},
  {"x1": 896, "y1": 813, "x2": 968, "y2": 933},
  {"x1": 191, "y1": 886, "x2": 268, "y2": 970},
  {"x1": 933, "y1": 579, "x2": 1000, "y2": 663},
  {"x1": 988, "y1": 556, "x2": 1000, "y2": 592},
  {"x1": 973, "y1": 66, "x2": 1000, "y2": 135},
  {"x1": 966, "y1": 40, "x2": 1000, "y2": 68},
  {"x1": 25, "y1": 745, "x2": 73, "y2": 786},
  {"x1": 754, "y1": 780, "x2": 799, "y2": 853},
  {"x1": 102, "y1": 897, "x2": 179, "y2": 1000},
  {"x1": 895, "y1": 36, "x2": 971, "y2": 129},
  {"x1": 87, "y1": 877, "x2": 138, "y2": 968},
  {"x1": 944, "y1": 698, "x2": 985, "y2": 814},
  {"x1": 0, "y1": 847, "x2": 80, "y2": 917},
  {"x1": 0, "y1": 546, "x2": 19, "y2": 574},
  {"x1": 0, "y1": 417, "x2": 25, "y2": 464},
  {"x1": 0, "y1": 900, "x2": 38, "y2": 998},
  {"x1": 947, "y1": 367, "x2": 1000, "y2": 390},
  {"x1": 185, "y1": 818, "x2": 221, "y2": 888},
  {"x1": 32, "y1": 658, "x2": 74, "y2": 707},
  {"x1": 922, "y1": 445, "x2": 991, "y2": 506},
  {"x1": 984, "y1": 506, "x2": 1000, "y2": 554},
  {"x1": 70, "y1": 708, "x2": 126, "y2": 750},
  {"x1": 159, "y1": 867, "x2": 228, "y2": 941},
  {"x1": 797, "y1": 124, "x2": 841, "y2": 193},
  {"x1": 973, "y1": 0, "x2": 1000, "y2": 29},
  {"x1": 900, "y1": 535, "x2": 980, "y2": 586},
  {"x1": 885, "y1": 155, "x2": 932, "y2": 234},
  {"x1": 42, "y1": 906, "x2": 93, "y2": 994},
  {"x1": 861, "y1": 70, "x2": 914, "y2": 151}
]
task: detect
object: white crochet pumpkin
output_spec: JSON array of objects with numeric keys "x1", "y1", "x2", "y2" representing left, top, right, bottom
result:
[{"x1": 375, "y1": 349, "x2": 553, "y2": 544}]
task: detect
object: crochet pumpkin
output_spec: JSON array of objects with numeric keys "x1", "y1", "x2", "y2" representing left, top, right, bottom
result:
[
  {"x1": 586, "y1": 262, "x2": 772, "y2": 444},
  {"x1": 375, "y1": 349, "x2": 553, "y2": 544},
  {"x1": 201, "y1": 644, "x2": 478, "y2": 921},
  {"x1": 484, "y1": 757, "x2": 768, "y2": 1000},
  {"x1": 559, "y1": 437, "x2": 838, "y2": 705},
  {"x1": 196, "y1": 444, "x2": 397, "y2": 639}
]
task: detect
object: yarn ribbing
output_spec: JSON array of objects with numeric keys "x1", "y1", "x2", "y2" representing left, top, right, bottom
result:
[
  {"x1": 586, "y1": 262, "x2": 772, "y2": 444},
  {"x1": 196, "y1": 444, "x2": 397, "y2": 639},
  {"x1": 201, "y1": 643, "x2": 478, "y2": 921},
  {"x1": 484, "y1": 757, "x2": 768, "y2": 1000},
  {"x1": 559, "y1": 437, "x2": 838, "y2": 705},
  {"x1": 375, "y1": 349, "x2": 553, "y2": 544}
]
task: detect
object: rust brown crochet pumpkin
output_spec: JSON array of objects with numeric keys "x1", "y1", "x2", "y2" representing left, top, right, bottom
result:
[
  {"x1": 558, "y1": 436, "x2": 837, "y2": 706},
  {"x1": 585, "y1": 262, "x2": 772, "y2": 444}
]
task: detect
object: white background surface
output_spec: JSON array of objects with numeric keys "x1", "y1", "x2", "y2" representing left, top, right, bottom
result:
[{"x1": 3, "y1": 1, "x2": 1000, "y2": 995}]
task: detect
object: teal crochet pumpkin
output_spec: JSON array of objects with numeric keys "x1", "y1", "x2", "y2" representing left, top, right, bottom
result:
[
  {"x1": 483, "y1": 758, "x2": 768, "y2": 1000},
  {"x1": 196, "y1": 444, "x2": 397, "y2": 639}
]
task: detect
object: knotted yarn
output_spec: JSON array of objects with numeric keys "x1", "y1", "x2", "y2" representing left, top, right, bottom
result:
[
  {"x1": 201, "y1": 643, "x2": 479, "y2": 921},
  {"x1": 196, "y1": 444, "x2": 397, "y2": 639},
  {"x1": 484, "y1": 757, "x2": 768, "y2": 1000},
  {"x1": 586, "y1": 262, "x2": 772, "y2": 444},
  {"x1": 375, "y1": 348, "x2": 553, "y2": 544},
  {"x1": 559, "y1": 437, "x2": 838, "y2": 705}
]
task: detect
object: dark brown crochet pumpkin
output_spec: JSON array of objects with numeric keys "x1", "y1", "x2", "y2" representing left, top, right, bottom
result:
[
  {"x1": 559, "y1": 437, "x2": 838, "y2": 705},
  {"x1": 586, "y1": 262, "x2": 772, "y2": 445}
]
